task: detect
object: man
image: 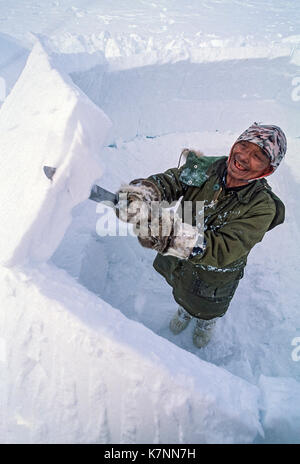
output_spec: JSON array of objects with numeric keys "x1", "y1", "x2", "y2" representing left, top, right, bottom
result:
[{"x1": 116, "y1": 123, "x2": 287, "y2": 348}]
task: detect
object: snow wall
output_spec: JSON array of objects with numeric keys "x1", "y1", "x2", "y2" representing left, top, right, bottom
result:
[{"x1": 71, "y1": 51, "x2": 300, "y2": 144}]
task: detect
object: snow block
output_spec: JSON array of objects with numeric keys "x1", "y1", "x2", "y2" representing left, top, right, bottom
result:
[
  {"x1": 0, "y1": 264, "x2": 263, "y2": 444},
  {"x1": 0, "y1": 41, "x2": 111, "y2": 266}
]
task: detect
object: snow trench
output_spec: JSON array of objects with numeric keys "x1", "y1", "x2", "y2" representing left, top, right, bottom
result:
[{"x1": 0, "y1": 39, "x2": 300, "y2": 443}]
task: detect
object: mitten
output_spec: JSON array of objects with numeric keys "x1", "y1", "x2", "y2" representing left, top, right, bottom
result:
[
  {"x1": 137, "y1": 209, "x2": 199, "y2": 260},
  {"x1": 162, "y1": 215, "x2": 199, "y2": 259},
  {"x1": 116, "y1": 179, "x2": 161, "y2": 224}
]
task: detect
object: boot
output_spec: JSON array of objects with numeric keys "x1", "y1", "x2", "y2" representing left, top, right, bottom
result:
[
  {"x1": 169, "y1": 306, "x2": 193, "y2": 335},
  {"x1": 192, "y1": 317, "x2": 217, "y2": 348}
]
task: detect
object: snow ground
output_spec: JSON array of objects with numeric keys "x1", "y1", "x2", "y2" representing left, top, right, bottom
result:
[{"x1": 0, "y1": 0, "x2": 300, "y2": 444}]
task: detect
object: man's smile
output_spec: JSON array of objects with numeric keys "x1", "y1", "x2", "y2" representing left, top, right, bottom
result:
[{"x1": 232, "y1": 156, "x2": 248, "y2": 172}]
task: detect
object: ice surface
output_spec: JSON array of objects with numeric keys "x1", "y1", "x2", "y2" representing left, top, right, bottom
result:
[{"x1": 0, "y1": 41, "x2": 111, "y2": 266}]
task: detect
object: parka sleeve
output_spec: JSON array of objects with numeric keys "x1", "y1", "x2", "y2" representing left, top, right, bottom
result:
[{"x1": 192, "y1": 196, "x2": 277, "y2": 268}]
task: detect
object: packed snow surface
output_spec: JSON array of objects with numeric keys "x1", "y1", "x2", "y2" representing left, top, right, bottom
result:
[{"x1": 0, "y1": 0, "x2": 300, "y2": 444}]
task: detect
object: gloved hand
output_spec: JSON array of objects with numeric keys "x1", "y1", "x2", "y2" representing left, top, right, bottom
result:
[
  {"x1": 137, "y1": 209, "x2": 199, "y2": 259},
  {"x1": 116, "y1": 178, "x2": 199, "y2": 259},
  {"x1": 164, "y1": 217, "x2": 199, "y2": 259},
  {"x1": 116, "y1": 179, "x2": 161, "y2": 224}
]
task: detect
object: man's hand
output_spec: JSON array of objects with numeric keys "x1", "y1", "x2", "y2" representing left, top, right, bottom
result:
[
  {"x1": 116, "y1": 179, "x2": 161, "y2": 224},
  {"x1": 137, "y1": 210, "x2": 198, "y2": 260},
  {"x1": 116, "y1": 178, "x2": 198, "y2": 259},
  {"x1": 163, "y1": 217, "x2": 199, "y2": 259}
]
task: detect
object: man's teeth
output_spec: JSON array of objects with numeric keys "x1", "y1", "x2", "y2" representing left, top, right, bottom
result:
[{"x1": 235, "y1": 159, "x2": 246, "y2": 171}]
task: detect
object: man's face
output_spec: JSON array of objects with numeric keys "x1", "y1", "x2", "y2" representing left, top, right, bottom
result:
[{"x1": 227, "y1": 141, "x2": 272, "y2": 183}]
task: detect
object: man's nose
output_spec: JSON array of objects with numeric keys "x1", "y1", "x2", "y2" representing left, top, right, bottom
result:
[{"x1": 237, "y1": 150, "x2": 250, "y2": 163}]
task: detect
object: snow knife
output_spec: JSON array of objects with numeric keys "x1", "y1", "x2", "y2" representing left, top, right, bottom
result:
[{"x1": 88, "y1": 184, "x2": 118, "y2": 206}]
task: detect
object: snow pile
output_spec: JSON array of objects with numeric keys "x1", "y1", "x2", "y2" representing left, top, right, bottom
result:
[
  {"x1": 0, "y1": 41, "x2": 111, "y2": 266},
  {"x1": 1, "y1": 1, "x2": 298, "y2": 71},
  {"x1": 51, "y1": 30, "x2": 294, "y2": 72}
]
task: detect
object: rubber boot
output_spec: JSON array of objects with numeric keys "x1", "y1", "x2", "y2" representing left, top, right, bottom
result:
[{"x1": 169, "y1": 306, "x2": 193, "y2": 335}]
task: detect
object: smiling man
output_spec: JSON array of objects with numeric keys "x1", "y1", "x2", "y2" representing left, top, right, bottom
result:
[{"x1": 116, "y1": 123, "x2": 287, "y2": 348}]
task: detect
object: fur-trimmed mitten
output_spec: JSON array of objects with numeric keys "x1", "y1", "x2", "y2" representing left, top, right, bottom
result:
[
  {"x1": 137, "y1": 210, "x2": 199, "y2": 259},
  {"x1": 136, "y1": 207, "x2": 174, "y2": 253},
  {"x1": 163, "y1": 216, "x2": 199, "y2": 259},
  {"x1": 116, "y1": 175, "x2": 199, "y2": 260},
  {"x1": 116, "y1": 179, "x2": 161, "y2": 224}
]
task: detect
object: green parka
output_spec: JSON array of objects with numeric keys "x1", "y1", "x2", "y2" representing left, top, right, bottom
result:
[{"x1": 145, "y1": 152, "x2": 285, "y2": 320}]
